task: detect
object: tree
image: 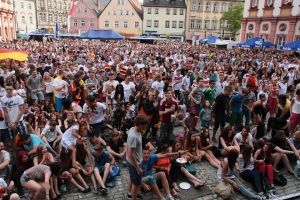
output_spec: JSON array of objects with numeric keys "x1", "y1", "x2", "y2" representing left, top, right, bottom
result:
[{"x1": 220, "y1": 4, "x2": 244, "y2": 38}]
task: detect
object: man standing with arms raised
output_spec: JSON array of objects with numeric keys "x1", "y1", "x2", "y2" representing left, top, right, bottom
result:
[{"x1": 126, "y1": 115, "x2": 149, "y2": 200}]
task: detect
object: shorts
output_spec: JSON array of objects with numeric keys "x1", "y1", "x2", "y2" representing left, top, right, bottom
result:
[
  {"x1": 201, "y1": 119, "x2": 211, "y2": 128},
  {"x1": 20, "y1": 174, "x2": 31, "y2": 186},
  {"x1": 0, "y1": 128, "x2": 10, "y2": 143},
  {"x1": 31, "y1": 91, "x2": 45, "y2": 101},
  {"x1": 87, "y1": 122, "x2": 103, "y2": 137},
  {"x1": 9, "y1": 121, "x2": 26, "y2": 140},
  {"x1": 45, "y1": 92, "x2": 54, "y2": 98},
  {"x1": 95, "y1": 165, "x2": 106, "y2": 174},
  {"x1": 213, "y1": 115, "x2": 226, "y2": 130},
  {"x1": 127, "y1": 161, "x2": 142, "y2": 186},
  {"x1": 290, "y1": 113, "x2": 300, "y2": 125},
  {"x1": 229, "y1": 112, "x2": 243, "y2": 126},
  {"x1": 61, "y1": 139, "x2": 76, "y2": 149},
  {"x1": 142, "y1": 173, "x2": 158, "y2": 183}
]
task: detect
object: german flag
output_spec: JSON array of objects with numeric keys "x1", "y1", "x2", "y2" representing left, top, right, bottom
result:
[{"x1": 0, "y1": 50, "x2": 29, "y2": 61}]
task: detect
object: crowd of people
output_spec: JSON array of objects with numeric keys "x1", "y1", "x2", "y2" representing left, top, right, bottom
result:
[{"x1": 0, "y1": 38, "x2": 299, "y2": 200}]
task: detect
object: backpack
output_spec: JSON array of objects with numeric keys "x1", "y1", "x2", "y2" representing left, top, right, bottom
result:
[
  {"x1": 105, "y1": 166, "x2": 121, "y2": 188},
  {"x1": 274, "y1": 170, "x2": 287, "y2": 186}
]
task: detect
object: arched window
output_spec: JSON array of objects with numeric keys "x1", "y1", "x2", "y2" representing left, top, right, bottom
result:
[
  {"x1": 49, "y1": 14, "x2": 52, "y2": 21},
  {"x1": 48, "y1": 0, "x2": 52, "y2": 8},
  {"x1": 58, "y1": 2, "x2": 62, "y2": 9}
]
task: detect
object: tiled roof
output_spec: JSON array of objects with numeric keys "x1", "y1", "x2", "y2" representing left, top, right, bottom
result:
[
  {"x1": 128, "y1": 0, "x2": 143, "y2": 19},
  {"x1": 143, "y1": 0, "x2": 186, "y2": 8},
  {"x1": 83, "y1": 0, "x2": 102, "y2": 16}
]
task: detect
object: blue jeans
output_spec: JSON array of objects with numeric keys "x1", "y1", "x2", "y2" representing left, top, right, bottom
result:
[
  {"x1": 229, "y1": 177, "x2": 259, "y2": 200},
  {"x1": 242, "y1": 108, "x2": 251, "y2": 126},
  {"x1": 157, "y1": 122, "x2": 174, "y2": 148},
  {"x1": 240, "y1": 168, "x2": 271, "y2": 194}
]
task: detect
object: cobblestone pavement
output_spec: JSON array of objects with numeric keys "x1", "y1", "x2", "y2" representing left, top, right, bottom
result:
[{"x1": 33, "y1": 123, "x2": 300, "y2": 200}]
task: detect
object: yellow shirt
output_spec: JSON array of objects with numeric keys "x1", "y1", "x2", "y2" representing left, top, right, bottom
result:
[{"x1": 278, "y1": 99, "x2": 290, "y2": 110}]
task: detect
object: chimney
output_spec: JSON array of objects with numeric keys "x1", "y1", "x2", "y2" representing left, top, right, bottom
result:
[{"x1": 97, "y1": 0, "x2": 101, "y2": 9}]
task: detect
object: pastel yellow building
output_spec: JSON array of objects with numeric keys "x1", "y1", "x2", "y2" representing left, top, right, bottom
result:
[
  {"x1": 98, "y1": 0, "x2": 143, "y2": 37},
  {"x1": 13, "y1": 0, "x2": 37, "y2": 33},
  {"x1": 142, "y1": 0, "x2": 186, "y2": 42},
  {"x1": 185, "y1": 0, "x2": 244, "y2": 42}
]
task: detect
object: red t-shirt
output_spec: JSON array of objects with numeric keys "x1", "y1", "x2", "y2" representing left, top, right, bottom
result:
[{"x1": 159, "y1": 99, "x2": 178, "y2": 124}]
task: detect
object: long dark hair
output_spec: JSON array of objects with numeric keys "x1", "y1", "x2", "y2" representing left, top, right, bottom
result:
[
  {"x1": 278, "y1": 94, "x2": 287, "y2": 107},
  {"x1": 200, "y1": 129, "x2": 209, "y2": 148},
  {"x1": 259, "y1": 142, "x2": 273, "y2": 161},
  {"x1": 185, "y1": 131, "x2": 197, "y2": 152},
  {"x1": 227, "y1": 149, "x2": 239, "y2": 171},
  {"x1": 76, "y1": 140, "x2": 87, "y2": 165},
  {"x1": 221, "y1": 126, "x2": 233, "y2": 142},
  {"x1": 114, "y1": 84, "x2": 124, "y2": 101},
  {"x1": 172, "y1": 138, "x2": 182, "y2": 152},
  {"x1": 241, "y1": 145, "x2": 253, "y2": 168},
  {"x1": 256, "y1": 122, "x2": 265, "y2": 140},
  {"x1": 60, "y1": 148, "x2": 73, "y2": 163}
]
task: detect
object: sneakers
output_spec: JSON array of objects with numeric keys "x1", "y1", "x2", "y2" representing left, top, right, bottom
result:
[
  {"x1": 127, "y1": 193, "x2": 143, "y2": 199},
  {"x1": 267, "y1": 192, "x2": 277, "y2": 199},
  {"x1": 166, "y1": 196, "x2": 174, "y2": 200},
  {"x1": 257, "y1": 194, "x2": 267, "y2": 200}
]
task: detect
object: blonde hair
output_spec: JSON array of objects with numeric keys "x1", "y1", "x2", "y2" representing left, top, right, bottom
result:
[
  {"x1": 24, "y1": 121, "x2": 36, "y2": 134},
  {"x1": 155, "y1": 73, "x2": 162, "y2": 81},
  {"x1": 42, "y1": 72, "x2": 53, "y2": 82}
]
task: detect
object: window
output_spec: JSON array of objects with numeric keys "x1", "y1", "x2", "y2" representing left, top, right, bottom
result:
[
  {"x1": 213, "y1": 3, "x2": 218, "y2": 12},
  {"x1": 165, "y1": 20, "x2": 170, "y2": 28},
  {"x1": 191, "y1": 2, "x2": 196, "y2": 10},
  {"x1": 173, "y1": 9, "x2": 177, "y2": 15},
  {"x1": 20, "y1": 2, "x2": 24, "y2": 8},
  {"x1": 212, "y1": 20, "x2": 217, "y2": 29},
  {"x1": 198, "y1": 2, "x2": 203, "y2": 11},
  {"x1": 49, "y1": 14, "x2": 52, "y2": 21},
  {"x1": 81, "y1": 20, "x2": 85, "y2": 27},
  {"x1": 63, "y1": 2, "x2": 66, "y2": 9},
  {"x1": 266, "y1": 0, "x2": 273, "y2": 6},
  {"x1": 278, "y1": 36, "x2": 285, "y2": 46},
  {"x1": 206, "y1": 2, "x2": 211, "y2": 11},
  {"x1": 117, "y1": 0, "x2": 121, "y2": 5},
  {"x1": 221, "y1": 3, "x2": 226, "y2": 12},
  {"x1": 73, "y1": 20, "x2": 77, "y2": 26},
  {"x1": 172, "y1": 21, "x2": 177, "y2": 28},
  {"x1": 113, "y1": 10, "x2": 116, "y2": 15},
  {"x1": 21, "y1": 16, "x2": 25, "y2": 24},
  {"x1": 219, "y1": 20, "x2": 224, "y2": 28},
  {"x1": 29, "y1": 16, "x2": 33, "y2": 24},
  {"x1": 154, "y1": 20, "x2": 159, "y2": 27},
  {"x1": 48, "y1": 0, "x2": 51, "y2": 8},
  {"x1": 39, "y1": 13, "x2": 42, "y2": 21},
  {"x1": 120, "y1": 10, "x2": 123, "y2": 15},
  {"x1": 147, "y1": 20, "x2": 152, "y2": 27},
  {"x1": 180, "y1": 9, "x2": 184, "y2": 15},
  {"x1": 179, "y1": 21, "x2": 183, "y2": 28},
  {"x1": 53, "y1": 1, "x2": 56, "y2": 8},
  {"x1": 54, "y1": 15, "x2": 57, "y2": 22},
  {"x1": 196, "y1": 20, "x2": 201, "y2": 29},
  {"x1": 204, "y1": 20, "x2": 209, "y2": 28},
  {"x1": 132, "y1": 12, "x2": 134, "y2": 15},
  {"x1": 124, "y1": 21, "x2": 128, "y2": 28},
  {"x1": 28, "y1": 3, "x2": 32, "y2": 9},
  {"x1": 43, "y1": 13, "x2": 46, "y2": 21},
  {"x1": 115, "y1": 21, "x2": 119, "y2": 27},
  {"x1": 84, "y1": 8, "x2": 87, "y2": 13},
  {"x1": 247, "y1": 34, "x2": 253, "y2": 40},
  {"x1": 58, "y1": 2, "x2": 61, "y2": 9},
  {"x1": 126, "y1": 10, "x2": 129, "y2": 15},
  {"x1": 108, "y1": 12, "x2": 110, "y2": 15},
  {"x1": 68, "y1": 3, "x2": 71, "y2": 10},
  {"x1": 59, "y1": 15, "x2": 62, "y2": 22},
  {"x1": 190, "y1": 20, "x2": 195, "y2": 28},
  {"x1": 147, "y1": 8, "x2": 151, "y2": 14},
  {"x1": 135, "y1": 21, "x2": 139, "y2": 28},
  {"x1": 166, "y1": 9, "x2": 170, "y2": 14},
  {"x1": 226, "y1": 21, "x2": 231, "y2": 28},
  {"x1": 105, "y1": 21, "x2": 109, "y2": 27},
  {"x1": 229, "y1": 4, "x2": 233, "y2": 8},
  {"x1": 90, "y1": 20, "x2": 94, "y2": 27},
  {"x1": 155, "y1": 8, "x2": 159, "y2": 14},
  {"x1": 121, "y1": 0, "x2": 124, "y2": 5},
  {"x1": 40, "y1": 0, "x2": 45, "y2": 7},
  {"x1": 77, "y1": 8, "x2": 80, "y2": 12}
]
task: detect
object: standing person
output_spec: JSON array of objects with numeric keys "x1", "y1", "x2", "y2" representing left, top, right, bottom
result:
[
  {"x1": 173, "y1": 69, "x2": 183, "y2": 100},
  {"x1": 27, "y1": 69, "x2": 45, "y2": 104},
  {"x1": 122, "y1": 75, "x2": 136, "y2": 107},
  {"x1": 189, "y1": 77, "x2": 204, "y2": 131},
  {"x1": 212, "y1": 86, "x2": 232, "y2": 142},
  {"x1": 203, "y1": 80, "x2": 216, "y2": 106},
  {"x1": 83, "y1": 95, "x2": 108, "y2": 146},
  {"x1": 257, "y1": 84, "x2": 269, "y2": 122},
  {"x1": 289, "y1": 89, "x2": 300, "y2": 134},
  {"x1": 151, "y1": 73, "x2": 164, "y2": 99},
  {"x1": 52, "y1": 69, "x2": 69, "y2": 112},
  {"x1": 0, "y1": 102, "x2": 9, "y2": 151},
  {"x1": 229, "y1": 88, "x2": 249, "y2": 133},
  {"x1": 133, "y1": 73, "x2": 144, "y2": 93},
  {"x1": 269, "y1": 78, "x2": 278, "y2": 117},
  {"x1": 215, "y1": 72, "x2": 227, "y2": 98},
  {"x1": 277, "y1": 76, "x2": 289, "y2": 95},
  {"x1": 180, "y1": 70, "x2": 192, "y2": 109},
  {"x1": 85, "y1": 71, "x2": 100, "y2": 96},
  {"x1": 126, "y1": 115, "x2": 149, "y2": 200},
  {"x1": 1, "y1": 83, "x2": 26, "y2": 157},
  {"x1": 242, "y1": 84, "x2": 256, "y2": 127},
  {"x1": 158, "y1": 90, "x2": 178, "y2": 148}
]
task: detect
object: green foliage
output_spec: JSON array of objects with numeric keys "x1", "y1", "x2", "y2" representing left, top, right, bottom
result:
[{"x1": 220, "y1": 4, "x2": 244, "y2": 37}]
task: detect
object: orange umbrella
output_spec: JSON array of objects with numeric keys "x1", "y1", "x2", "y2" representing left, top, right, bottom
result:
[{"x1": 0, "y1": 50, "x2": 29, "y2": 61}]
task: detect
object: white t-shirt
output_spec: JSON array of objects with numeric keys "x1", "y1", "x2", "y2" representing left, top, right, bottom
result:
[
  {"x1": 83, "y1": 102, "x2": 106, "y2": 124},
  {"x1": 0, "y1": 103, "x2": 7, "y2": 130},
  {"x1": 277, "y1": 82, "x2": 287, "y2": 95},
  {"x1": 0, "y1": 177, "x2": 7, "y2": 190},
  {"x1": 103, "y1": 80, "x2": 119, "y2": 93},
  {"x1": 41, "y1": 125, "x2": 61, "y2": 142},
  {"x1": 111, "y1": 91, "x2": 126, "y2": 105},
  {"x1": 0, "y1": 150, "x2": 10, "y2": 166},
  {"x1": 52, "y1": 78, "x2": 68, "y2": 98},
  {"x1": 173, "y1": 74, "x2": 183, "y2": 91},
  {"x1": 61, "y1": 124, "x2": 79, "y2": 149},
  {"x1": 126, "y1": 104, "x2": 136, "y2": 119},
  {"x1": 0, "y1": 95, "x2": 24, "y2": 122},
  {"x1": 136, "y1": 63, "x2": 145, "y2": 69},
  {"x1": 257, "y1": 91, "x2": 268, "y2": 106},
  {"x1": 152, "y1": 80, "x2": 164, "y2": 98},
  {"x1": 44, "y1": 81, "x2": 54, "y2": 94},
  {"x1": 234, "y1": 132, "x2": 253, "y2": 145},
  {"x1": 13, "y1": 89, "x2": 26, "y2": 96},
  {"x1": 121, "y1": 81, "x2": 135, "y2": 102},
  {"x1": 180, "y1": 76, "x2": 190, "y2": 92}
]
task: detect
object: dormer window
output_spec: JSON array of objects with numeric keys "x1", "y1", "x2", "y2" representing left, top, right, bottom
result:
[{"x1": 251, "y1": 0, "x2": 258, "y2": 8}]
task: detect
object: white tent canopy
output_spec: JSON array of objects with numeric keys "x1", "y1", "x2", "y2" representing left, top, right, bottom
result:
[{"x1": 211, "y1": 40, "x2": 229, "y2": 45}]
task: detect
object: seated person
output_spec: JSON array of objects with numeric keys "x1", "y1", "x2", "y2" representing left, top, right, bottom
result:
[
  {"x1": 234, "y1": 126, "x2": 253, "y2": 150},
  {"x1": 120, "y1": 118, "x2": 134, "y2": 141},
  {"x1": 106, "y1": 129, "x2": 127, "y2": 160},
  {"x1": 140, "y1": 147, "x2": 185, "y2": 200},
  {"x1": 41, "y1": 120, "x2": 63, "y2": 154},
  {"x1": 290, "y1": 130, "x2": 300, "y2": 154},
  {"x1": 0, "y1": 178, "x2": 20, "y2": 200},
  {"x1": 19, "y1": 134, "x2": 52, "y2": 157},
  {"x1": 218, "y1": 126, "x2": 240, "y2": 157},
  {"x1": 92, "y1": 144, "x2": 116, "y2": 192},
  {"x1": 0, "y1": 142, "x2": 10, "y2": 179}
]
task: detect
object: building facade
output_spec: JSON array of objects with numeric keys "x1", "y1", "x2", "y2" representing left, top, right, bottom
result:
[
  {"x1": 142, "y1": 0, "x2": 186, "y2": 42},
  {"x1": 241, "y1": 0, "x2": 300, "y2": 46},
  {"x1": 185, "y1": 0, "x2": 244, "y2": 42},
  {"x1": 98, "y1": 0, "x2": 143, "y2": 37},
  {"x1": 35, "y1": 0, "x2": 71, "y2": 32},
  {"x1": 13, "y1": 0, "x2": 37, "y2": 33},
  {"x1": 0, "y1": 0, "x2": 16, "y2": 40}
]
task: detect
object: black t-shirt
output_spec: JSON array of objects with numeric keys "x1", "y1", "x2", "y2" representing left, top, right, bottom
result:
[
  {"x1": 37, "y1": 66, "x2": 51, "y2": 77},
  {"x1": 106, "y1": 138, "x2": 125, "y2": 153},
  {"x1": 134, "y1": 81, "x2": 144, "y2": 92},
  {"x1": 215, "y1": 93, "x2": 227, "y2": 116}
]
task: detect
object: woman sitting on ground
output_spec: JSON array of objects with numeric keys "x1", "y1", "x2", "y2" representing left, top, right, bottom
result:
[
  {"x1": 183, "y1": 131, "x2": 205, "y2": 163},
  {"x1": 218, "y1": 126, "x2": 240, "y2": 157}
]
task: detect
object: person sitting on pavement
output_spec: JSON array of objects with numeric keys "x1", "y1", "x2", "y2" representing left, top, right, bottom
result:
[
  {"x1": 106, "y1": 129, "x2": 127, "y2": 161},
  {"x1": 0, "y1": 178, "x2": 20, "y2": 200},
  {"x1": 41, "y1": 120, "x2": 63, "y2": 154},
  {"x1": 0, "y1": 142, "x2": 10, "y2": 179},
  {"x1": 234, "y1": 126, "x2": 253, "y2": 151}
]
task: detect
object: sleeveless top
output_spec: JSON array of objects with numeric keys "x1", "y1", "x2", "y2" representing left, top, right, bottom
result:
[
  {"x1": 192, "y1": 86, "x2": 203, "y2": 103},
  {"x1": 217, "y1": 158, "x2": 235, "y2": 180},
  {"x1": 247, "y1": 77, "x2": 257, "y2": 91},
  {"x1": 292, "y1": 97, "x2": 300, "y2": 114}
]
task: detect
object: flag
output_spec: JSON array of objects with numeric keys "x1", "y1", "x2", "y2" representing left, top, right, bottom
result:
[
  {"x1": 68, "y1": 0, "x2": 77, "y2": 30},
  {"x1": 0, "y1": 50, "x2": 29, "y2": 61},
  {"x1": 55, "y1": 23, "x2": 60, "y2": 40}
]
